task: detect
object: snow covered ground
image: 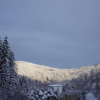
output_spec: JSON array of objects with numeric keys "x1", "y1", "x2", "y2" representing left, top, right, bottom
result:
[{"x1": 86, "y1": 93, "x2": 98, "y2": 100}]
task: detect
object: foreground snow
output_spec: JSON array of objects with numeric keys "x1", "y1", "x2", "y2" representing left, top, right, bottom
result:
[
  {"x1": 28, "y1": 88, "x2": 57, "y2": 100},
  {"x1": 86, "y1": 93, "x2": 97, "y2": 100}
]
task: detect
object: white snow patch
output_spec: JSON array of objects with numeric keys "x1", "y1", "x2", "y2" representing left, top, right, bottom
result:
[{"x1": 86, "y1": 93, "x2": 98, "y2": 100}]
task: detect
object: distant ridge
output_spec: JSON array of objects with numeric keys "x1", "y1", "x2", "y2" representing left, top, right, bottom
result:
[{"x1": 16, "y1": 61, "x2": 100, "y2": 83}]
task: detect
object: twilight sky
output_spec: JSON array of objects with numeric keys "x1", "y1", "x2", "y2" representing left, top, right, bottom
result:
[{"x1": 0, "y1": 0, "x2": 100, "y2": 68}]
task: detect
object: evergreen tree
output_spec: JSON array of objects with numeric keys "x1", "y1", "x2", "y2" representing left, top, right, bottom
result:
[
  {"x1": 9, "y1": 51, "x2": 17, "y2": 86},
  {"x1": 1, "y1": 36, "x2": 11, "y2": 97},
  {"x1": 1, "y1": 37, "x2": 8, "y2": 85},
  {"x1": 0, "y1": 37, "x2": 3, "y2": 89},
  {"x1": 1, "y1": 36, "x2": 17, "y2": 98},
  {"x1": 0, "y1": 37, "x2": 2, "y2": 64}
]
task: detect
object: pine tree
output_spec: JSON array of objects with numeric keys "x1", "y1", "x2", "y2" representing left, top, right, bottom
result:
[
  {"x1": 9, "y1": 51, "x2": 17, "y2": 82},
  {"x1": 1, "y1": 36, "x2": 11, "y2": 95},
  {"x1": 0, "y1": 37, "x2": 3, "y2": 89},
  {"x1": 0, "y1": 37, "x2": 2, "y2": 64},
  {"x1": 1, "y1": 36, "x2": 17, "y2": 98},
  {"x1": 8, "y1": 51, "x2": 17, "y2": 93}
]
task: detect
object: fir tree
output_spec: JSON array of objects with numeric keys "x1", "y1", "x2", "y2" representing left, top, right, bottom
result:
[
  {"x1": 1, "y1": 36, "x2": 9, "y2": 87},
  {"x1": 8, "y1": 51, "x2": 17, "y2": 92},
  {"x1": 0, "y1": 37, "x2": 2, "y2": 64},
  {"x1": 1, "y1": 36, "x2": 17, "y2": 98},
  {"x1": 0, "y1": 37, "x2": 3, "y2": 89},
  {"x1": 1, "y1": 36, "x2": 11, "y2": 97}
]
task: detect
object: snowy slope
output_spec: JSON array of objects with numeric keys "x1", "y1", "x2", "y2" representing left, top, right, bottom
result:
[{"x1": 16, "y1": 61, "x2": 100, "y2": 83}]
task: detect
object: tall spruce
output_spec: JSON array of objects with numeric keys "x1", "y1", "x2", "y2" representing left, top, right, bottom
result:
[
  {"x1": 8, "y1": 50, "x2": 17, "y2": 90},
  {"x1": 1, "y1": 36, "x2": 10, "y2": 89},
  {"x1": 0, "y1": 38, "x2": 3, "y2": 89},
  {"x1": 1, "y1": 36, "x2": 17, "y2": 98},
  {"x1": 0, "y1": 37, "x2": 2, "y2": 64}
]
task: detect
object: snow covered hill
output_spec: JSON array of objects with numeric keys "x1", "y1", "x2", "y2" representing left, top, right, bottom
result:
[{"x1": 16, "y1": 61, "x2": 100, "y2": 83}]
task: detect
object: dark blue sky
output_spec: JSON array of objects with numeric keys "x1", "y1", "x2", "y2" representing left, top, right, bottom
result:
[{"x1": 0, "y1": 0, "x2": 100, "y2": 68}]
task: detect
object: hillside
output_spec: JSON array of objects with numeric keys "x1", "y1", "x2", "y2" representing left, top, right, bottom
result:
[{"x1": 16, "y1": 61, "x2": 100, "y2": 83}]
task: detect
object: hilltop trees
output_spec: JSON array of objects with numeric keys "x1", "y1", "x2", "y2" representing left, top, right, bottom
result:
[{"x1": 0, "y1": 36, "x2": 17, "y2": 99}]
